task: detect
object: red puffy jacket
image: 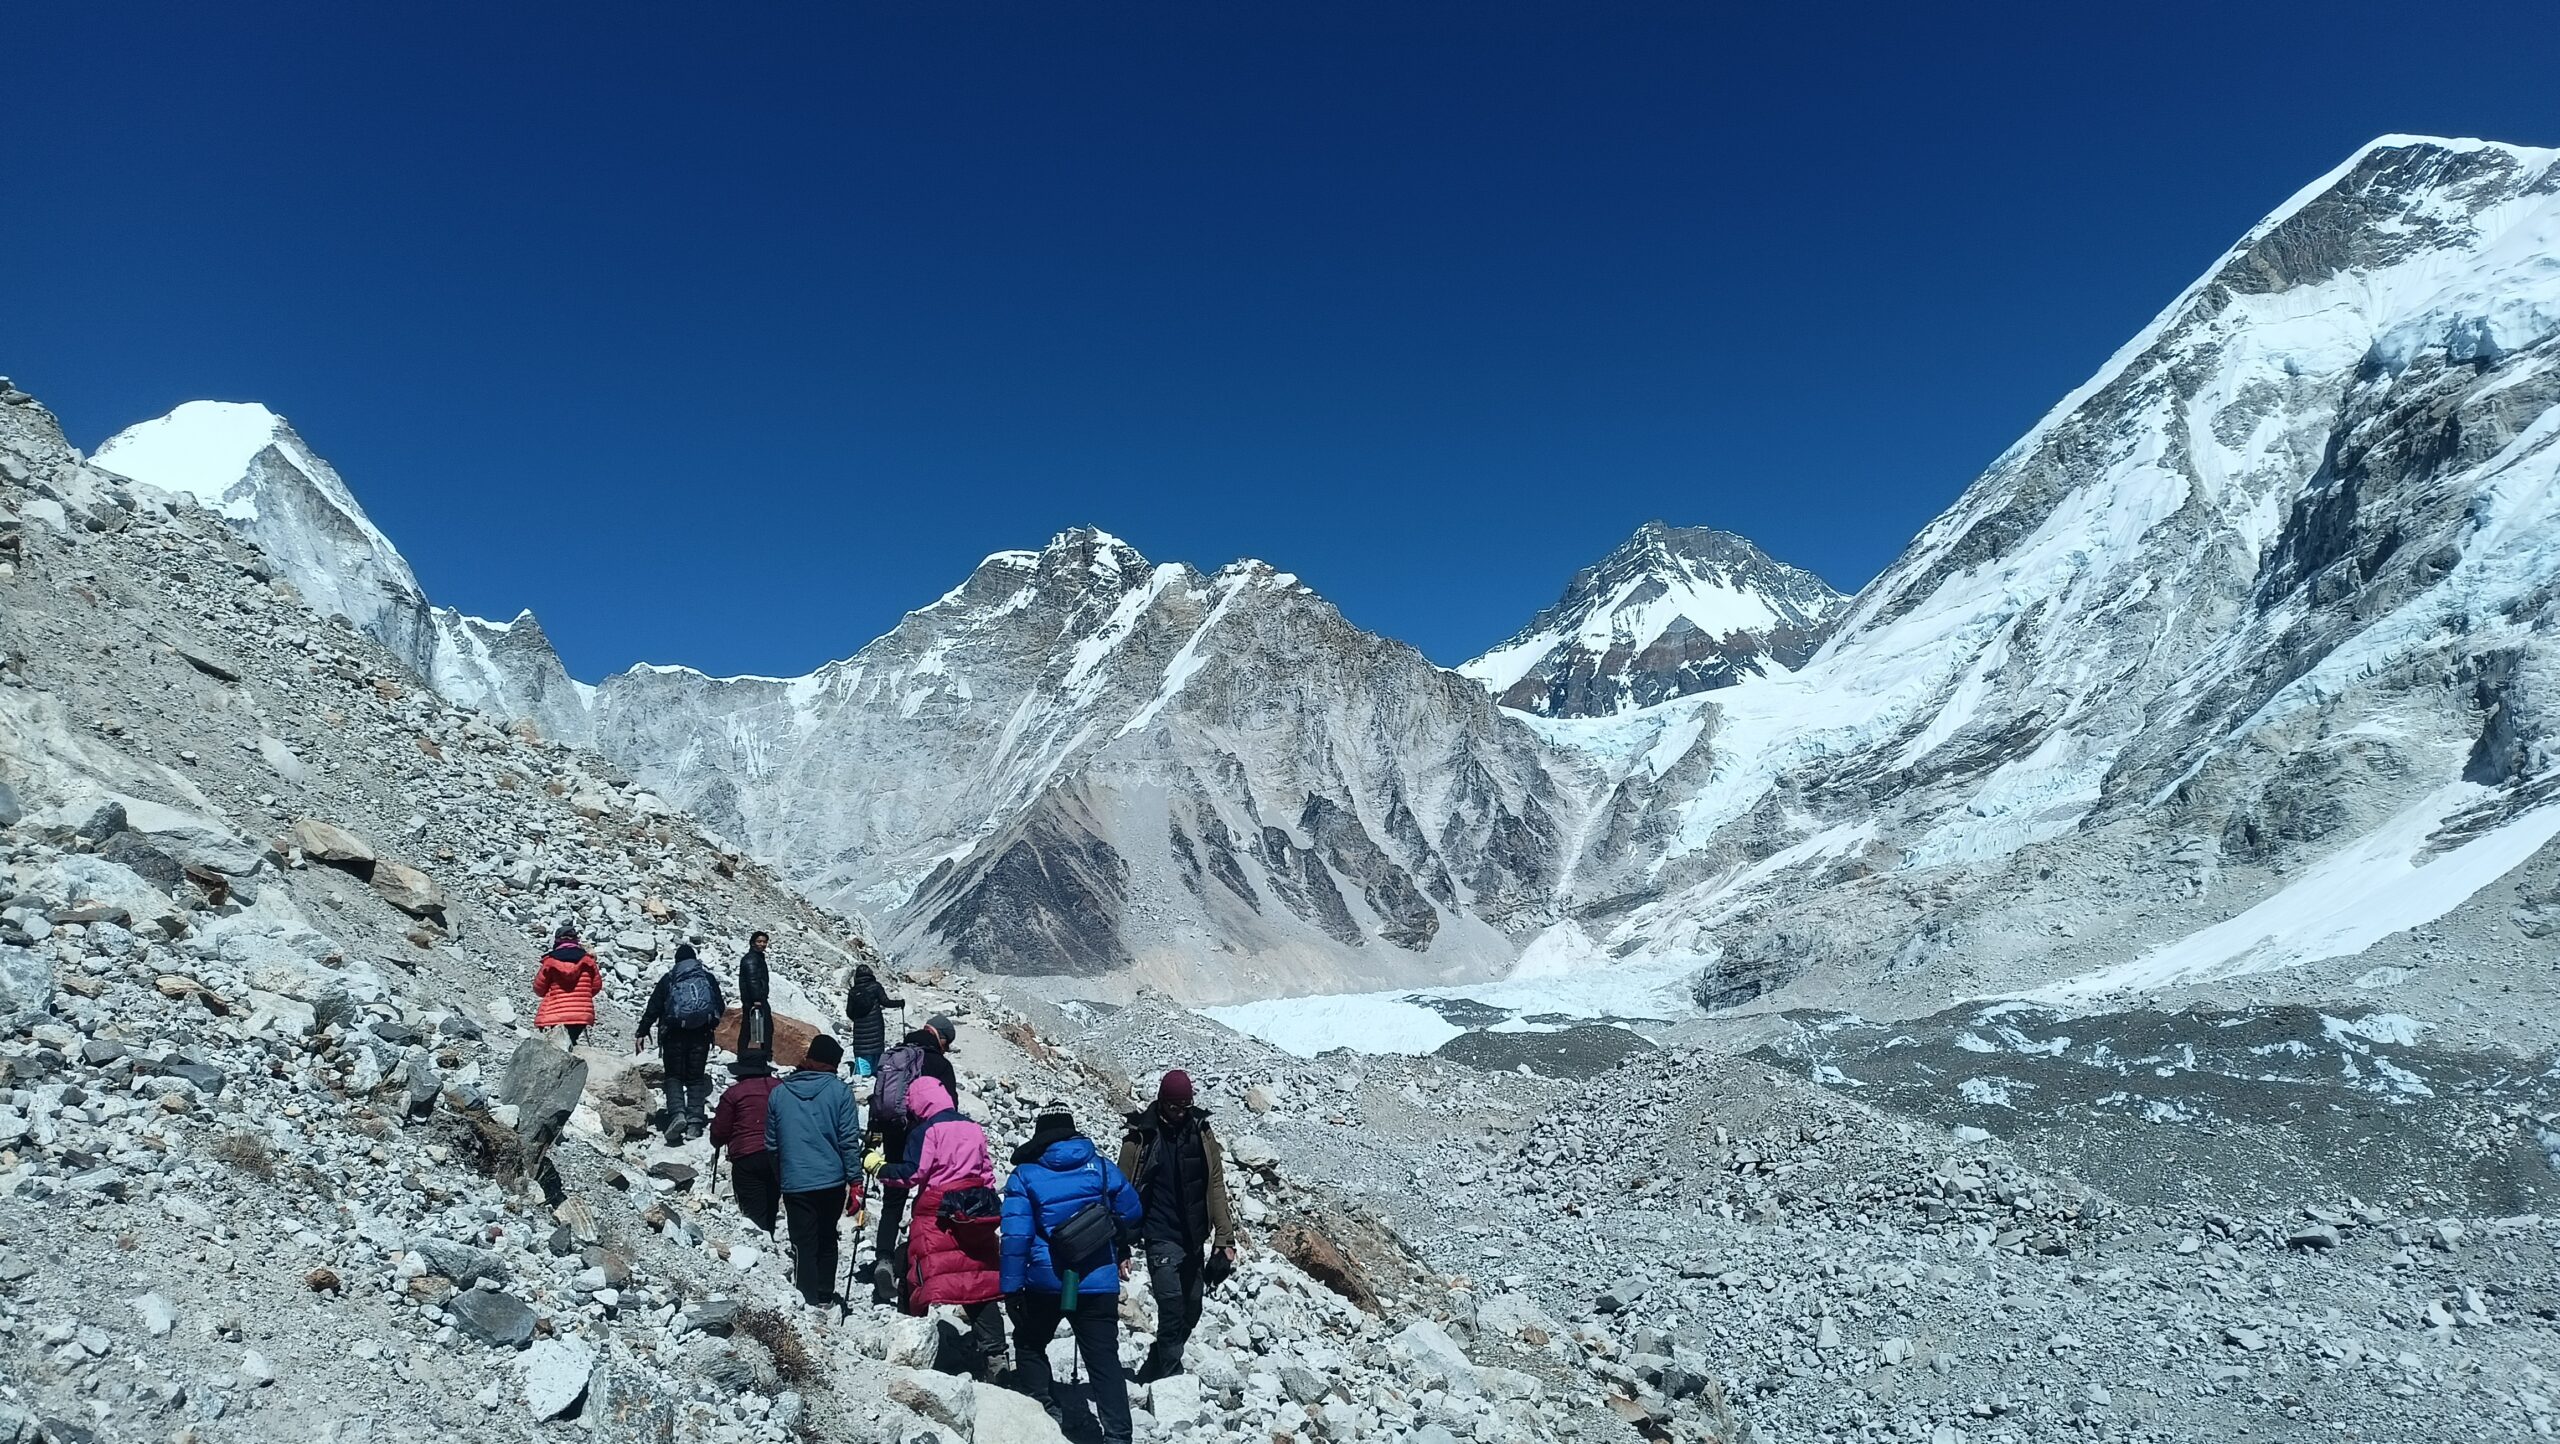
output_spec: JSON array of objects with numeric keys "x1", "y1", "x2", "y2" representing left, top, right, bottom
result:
[
  {"x1": 900, "y1": 1096, "x2": 1002, "y2": 1310},
  {"x1": 532, "y1": 946, "x2": 602, "y2": 1028}
]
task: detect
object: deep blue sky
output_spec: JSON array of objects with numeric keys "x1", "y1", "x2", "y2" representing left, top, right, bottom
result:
[{"x1": 11, "y1": 5, "x2": 2557, "y2": 677}]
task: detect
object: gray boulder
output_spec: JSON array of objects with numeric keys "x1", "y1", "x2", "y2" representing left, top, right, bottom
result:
[
  {"x1": 496, "y1": 1038, "x2": 588, "y2": 1167},
  {"x1": 448, "y1": 1289, "x2": 537, "y2": 1348},
  {"x1": 0, "y1": 947, "x2": 52, "y2": 1031}
]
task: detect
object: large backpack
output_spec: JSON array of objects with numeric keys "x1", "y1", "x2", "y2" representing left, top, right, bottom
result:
[
  {"x1": 875, "y1": 1042, "x2": 927, "y2": 1124},
  {"x1": 666, "y1": 960, "x2": 720, "y2": 1031}
]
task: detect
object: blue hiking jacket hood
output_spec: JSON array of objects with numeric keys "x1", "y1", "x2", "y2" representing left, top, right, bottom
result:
[{"x1": 1000, "y1": 1136, "x2": 1143, "y2": 1296}]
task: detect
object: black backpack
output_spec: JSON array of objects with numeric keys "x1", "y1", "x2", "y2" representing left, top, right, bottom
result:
[{"x1": 667, "y1": 960, "x2": 719, "y2": 1030}]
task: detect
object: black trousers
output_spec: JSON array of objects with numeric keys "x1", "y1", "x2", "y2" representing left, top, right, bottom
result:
[
  {"x1": 731, "y1": 1150, "x2": 780, "y2": 1234},
  {"x1": 872, "y1": 1121, "x2": 913, "y2": 1276},
  {"x1": 782, "y1": 1184, "x2": 846, "y2": 1305},
  {"x1": 1010, "y1": 1292, "x2": 1131, "y2": 1444},
  {"x1": 1143, "y1": 1239, "x2": 1206, "y2": 1370}
]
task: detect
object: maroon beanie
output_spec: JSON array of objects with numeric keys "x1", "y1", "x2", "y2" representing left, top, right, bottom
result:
[{"x1": 1157, "y1": 1069, "x2": 1194, "y2": 1106}]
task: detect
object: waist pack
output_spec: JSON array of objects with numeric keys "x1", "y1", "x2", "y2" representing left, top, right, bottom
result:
[{"x1": 1048, "y1": 1200, "x2": 1117, "y2": 1268}]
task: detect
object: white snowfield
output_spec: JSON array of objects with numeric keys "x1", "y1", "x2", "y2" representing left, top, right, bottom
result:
[
  {"x1": 72, "y1": 135, "x2": 2560, "y2": 1042},
  {"x1": 2030, "y1": 783, "x2": 2560, "y2": 1005}
]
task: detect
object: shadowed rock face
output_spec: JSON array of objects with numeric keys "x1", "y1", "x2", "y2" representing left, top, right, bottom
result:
[
  {"x1": 591, "y1": 533, "x2": 1578, "y2": 995},
  {"x1": 1461, "y1": 522, "x2": 1844, "y2": 718}
]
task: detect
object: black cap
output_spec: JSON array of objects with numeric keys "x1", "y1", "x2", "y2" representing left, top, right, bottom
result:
[{"x1": 803, "y1": 1034, "x2": 845, "y2": 1070}]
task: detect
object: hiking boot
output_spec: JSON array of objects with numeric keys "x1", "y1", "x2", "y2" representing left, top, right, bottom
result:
[{"x1": 664, "y1": 1125, "x2": 685, "y2": 1147}]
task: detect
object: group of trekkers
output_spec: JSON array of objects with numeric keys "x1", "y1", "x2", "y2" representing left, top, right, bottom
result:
[{"x1": 529, "y1": 925, "x2": 1239, "y2": 1443}]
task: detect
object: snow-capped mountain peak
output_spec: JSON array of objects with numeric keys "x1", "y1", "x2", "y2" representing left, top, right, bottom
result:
[
  {"x1": 89, "y1": 401, "x2": 595, "y2": 745},
  {"x1": 1461, "y1": 520, "x2": 1843, "y2": 717}
]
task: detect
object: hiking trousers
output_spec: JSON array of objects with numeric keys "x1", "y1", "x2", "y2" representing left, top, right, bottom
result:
[
  {"x1": 660, "y1": 1028, "x2": 713, "y2": 1128},
  {"x1": 731, "y1": 1150, "x2": 780, "y2": 1234},
  {"x1": 1009, "y1": 1291, "x2": 1131, "y2": 1444},
  {"x1": 1142, "y1": 1239, "x2": 1206, "y2": 1373},
  {"x1": 782, "y1": 1184, "x2": 847, "y2": 1306}
]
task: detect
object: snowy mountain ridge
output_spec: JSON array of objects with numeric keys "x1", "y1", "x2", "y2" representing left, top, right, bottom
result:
[
  {"x1": 65, "y1": 133, "x2": 2560, "y2": 1023},
  {"x1": 90, "y1": 401, "x2": 599, "y2": 746},
  {"x1": 1459, "y1": 520, "x2": 1842, "y2": 717}
]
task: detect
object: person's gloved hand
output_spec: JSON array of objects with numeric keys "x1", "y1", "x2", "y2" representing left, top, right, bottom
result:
[{"x1": 864, "y1": 1147, "x2": 887, "y2": 1174}]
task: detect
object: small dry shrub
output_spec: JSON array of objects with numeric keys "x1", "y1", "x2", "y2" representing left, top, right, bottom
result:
[
  {"x1": 208, "y1": 1130, "x2": 274, "y2": 1178},
  {"x1": 734, "y1": 1306, "x2": 815, "y2": 1385}
]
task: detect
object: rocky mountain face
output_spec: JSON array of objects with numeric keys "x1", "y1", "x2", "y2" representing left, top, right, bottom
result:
[
  {"x1": 1459, "y1": 521, "x2": 1842, "y2": 717},
  {"x1": 591, "y1": 532, "x2": 1579, "y2": 1001},
  {"x1": 90, "y1": 403, "x2": 597, "y2": 749},
  {"x1": 1548, "y1": 135, "x2": 2560, "y2": 1017}
]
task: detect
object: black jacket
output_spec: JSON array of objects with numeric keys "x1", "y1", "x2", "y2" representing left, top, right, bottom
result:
[
  {"x1": 845, "y1": 967, "x2": 903, "y2": 1058},
  {"x1": 1120, "y1": 1107, "x2": 1230, "y2": 1249},
  {"x1": 738, "y1": 948, "x2": 770, "y2": 1014}
]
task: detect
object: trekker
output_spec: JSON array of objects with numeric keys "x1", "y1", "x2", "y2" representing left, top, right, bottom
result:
[
  {"x1": 869, "y1": 1015, "x2": 959, "y2": 1301},
  {"x1": 763, "y1": 1034, "x2": 864, "y2": 1307},
  {"x1": 708, "y1": 1049, "x2": 781, "y2": 1234},
  {"x1": 531, "y1": 923, "x2": 601, "y2": 1048},
  {"x1": 845, "y1": 963, "x2": 902, "y2": 1077},
  {"x1": 635, "y1": 943, "x2": 725, "y2": 1145},
  {"x1": 1003, "y1": 1103, "x2": 1144, "y2": 1444},
  {"x1": 1120, "y1": 1069, "x2": 1239, "y2": 1382},
  {"x1": 881, "y1": 1076, "x2": 1006, "y2": 1377},
  {"x1": 737, "y1": 931, "x2": 774, "y2": 1057}
]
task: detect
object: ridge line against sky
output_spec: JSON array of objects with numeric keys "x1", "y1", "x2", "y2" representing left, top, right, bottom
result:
[{"x1": 12, "y1": 3, "x2": 2560, "y2": 679}]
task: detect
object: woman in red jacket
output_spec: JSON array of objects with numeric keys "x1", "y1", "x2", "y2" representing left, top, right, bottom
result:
[
  {"x1": 885, "y1": 1076, "x2": 1006, "y2": 1377},
  {"x1": 531, "y1": 924, "x2": 603, "y2": 1047}
]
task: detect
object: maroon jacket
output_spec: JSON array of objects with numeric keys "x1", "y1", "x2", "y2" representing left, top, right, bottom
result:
[{"x1": 708, "y1": 1076, "x2": 779, "y2": 1158}]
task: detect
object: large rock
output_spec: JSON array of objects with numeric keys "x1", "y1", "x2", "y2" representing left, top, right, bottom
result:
[
  {"x1": 497, "y1": 1038, "x2": 588, "y2": 1167},
  {"x1": 1390, "y1": 1319, "x2": 1481, "y2": 1397},
  {"x1": 407, "y1": 1238, "x2": 508, "y2": 1290},
  {"x1": 287, "y1": 818, "x2": 376, "y2": 875},
  {"x1": 0, "y1": 948, "x2": 53, "y2": 1032},
  {"x1": 589, "y1": 1364, "x2": 675, "y2": 1443},
  {"x1": 114, "y1": 796, "x2": 263, "y2": 875},
  {"x1": 519, "y1": 1336, "x2": 594, "y2": 1420},
  {"x1": 1270, "y1": 1222, "x2": 1374, "y2": 1312},
  {"x1": 973, "y1": 1381, "x2": 1070, "y2": 1444},
  {"x1": 712, "y1": 1005, "x2": 821, "y2": 1067},
  {"x1": 448, "y1": 1288, "x2": 537, "y2": 1348},
  {"x1": 370, "y1": 859, "x2": 446, "y2": 921},
  {"x1": 886, "y1": 1369, "x2": 975, "y2": 1433},
  {"x1": 39, "y1": 856, "x2": 179, "y2": 935},
  {"x1": 256, "y1": 737, "x2": 306, "y2": 784}
]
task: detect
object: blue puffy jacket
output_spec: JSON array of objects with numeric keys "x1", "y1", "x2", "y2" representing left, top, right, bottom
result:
[
  {"x1": 1001, "y1": 1136, "x2": 1142, "y2": 1295},
  {"x1": 762, "y1": 1068, "x2": 863, "y2": 1193}
]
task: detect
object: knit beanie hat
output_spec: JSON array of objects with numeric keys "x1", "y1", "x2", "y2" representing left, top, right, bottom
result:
[
  {"x1": 926, "y1": 1015, "x2": 957, "y2": 1046},
  {"x1": 804, "y1": 1034, "x2": 845, "y2": 1070},
  {"x1": 1012, "y1": 1102, "x2": 1080, "y2": 1165},
  {"x1": 1158, "y1": 1069, "x2": 1194, "y2": 1106}
]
